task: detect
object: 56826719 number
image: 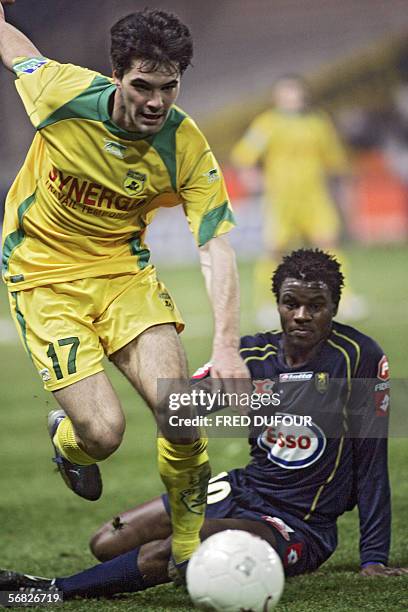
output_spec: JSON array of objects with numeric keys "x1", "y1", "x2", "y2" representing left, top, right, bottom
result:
[{"x1": 0, "y1": 590, "x2": 63, "y2": 606}]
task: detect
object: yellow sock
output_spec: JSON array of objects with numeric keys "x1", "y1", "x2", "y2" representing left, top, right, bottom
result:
[
  {"x1": 53, "y1": 417, "x2": 97, "y2": 465},
  {"x1": 158, "y1": 437, "x2": 210, "y2": 564}
]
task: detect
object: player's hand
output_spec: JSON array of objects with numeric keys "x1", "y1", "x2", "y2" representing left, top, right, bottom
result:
[
  {"x1": 360, "y1": 563, "x2": 408, "y2": 576},
  {"x1": 210, "y1": 348, "x2": 252, "y2": 413}
]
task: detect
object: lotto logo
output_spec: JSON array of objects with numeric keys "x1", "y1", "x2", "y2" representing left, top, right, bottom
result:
[{"x1": 279, "y1": 371, "x2": 313, "y2": 382}]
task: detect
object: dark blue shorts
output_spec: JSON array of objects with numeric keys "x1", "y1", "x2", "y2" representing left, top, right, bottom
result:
[{"x1": 162, "y1": 469, "x2": 338, "y2": 577}]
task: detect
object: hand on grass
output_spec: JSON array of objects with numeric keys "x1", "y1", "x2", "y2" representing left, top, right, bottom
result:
[{"x1": 361, "y1": 563, "x2": 408, "y2": 577}]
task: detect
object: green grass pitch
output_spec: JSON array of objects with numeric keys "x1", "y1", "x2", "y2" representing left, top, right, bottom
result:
[{"x1": 0, "y1": 245, "x2": 407, "y2": 611}]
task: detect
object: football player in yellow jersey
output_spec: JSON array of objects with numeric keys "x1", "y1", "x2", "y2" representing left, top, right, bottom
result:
[
  {"x1": 231, "y1": 74, "x2": 365, "y2": 325},
  {"x1": 0, "y1": 1, "x2": 249, "y2": 578}
]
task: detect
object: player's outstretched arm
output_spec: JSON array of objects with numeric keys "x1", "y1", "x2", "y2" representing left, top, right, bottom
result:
[
  {"x1": 0, "y1": 0, "x2": 41, "y2": 72},
  {"x1": 199, "y1": 235, "x2": 250, "y2": 392}
]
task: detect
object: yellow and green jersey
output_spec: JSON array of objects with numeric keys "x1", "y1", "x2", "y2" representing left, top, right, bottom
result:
[
  {"x1": 231, "y1": 109, "x2": 348, "y2": 205},
  {"x1": 2, "y1": 57, "x2": 235, "y2": 290}
]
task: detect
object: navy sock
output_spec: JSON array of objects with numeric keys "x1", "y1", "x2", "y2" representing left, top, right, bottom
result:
[{"x1": 55, "y1": 548, "x2": 145, "y2": 599}]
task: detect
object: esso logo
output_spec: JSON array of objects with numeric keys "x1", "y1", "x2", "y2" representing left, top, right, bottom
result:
[
  {"x1": 377, "y1": 355, "x2": 389, "y2": 382},
  {"x1": 257, "y1": 414, "x2": 326, "y2": 469}
]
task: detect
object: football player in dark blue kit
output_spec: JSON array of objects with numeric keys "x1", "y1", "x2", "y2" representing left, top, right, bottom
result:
[{"x1": 1, "y1": 249, "x2": 407, "y2": 597}]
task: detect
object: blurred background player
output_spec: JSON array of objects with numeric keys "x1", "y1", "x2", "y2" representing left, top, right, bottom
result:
[
  {"x1": 231, "y1": 74, "x2": 366, "y2": 327},
  {"x1": 0, "y1": 0, "x2": 249, "y2": 576},
  {"x1": 1, "y1": 249, "x2": 406, "y2": 600}
]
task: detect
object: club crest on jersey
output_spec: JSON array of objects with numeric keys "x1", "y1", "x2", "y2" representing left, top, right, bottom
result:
[
  {"x1": 257, "y1": 414, "x2": 326, "y2": 469},
  {"x1": 203, "y1": 168, "x2": 220, "y2": 183},
  {"x1": 158, "y1": 291, "x2": 174, "y2": 310},
  {"x1": 103, "y1": 139, "x2": 127, "y2": 159},
  {"x1": 315, "y1": 372, "x2": 329, "y2": 393},
  {"x1": 123, "y1": 170, "x2": 147, "y2": 196}
]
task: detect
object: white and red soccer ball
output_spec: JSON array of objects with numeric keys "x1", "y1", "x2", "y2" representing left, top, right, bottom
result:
[{"x1": 186, "y1": 530, "x2": 285, "y2": 611}]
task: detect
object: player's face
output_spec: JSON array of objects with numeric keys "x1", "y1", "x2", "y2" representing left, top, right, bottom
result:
[
  {"x1": 113, "y1": 59, "x2": 180, "y2": 135},
  {"x1": 273, "y1": 79, "x2": 307, "y2": 113},
  {"x1": 278, "y1": 279, "x2": 336, "y2": 350}
]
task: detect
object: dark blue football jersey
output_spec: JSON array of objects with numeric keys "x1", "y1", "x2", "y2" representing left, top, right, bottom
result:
[{"x1": 195, "y1": 321, "x2": 391, "y2": 566}]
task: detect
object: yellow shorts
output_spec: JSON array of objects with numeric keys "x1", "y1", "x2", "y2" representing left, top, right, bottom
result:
[{"x1": 8, "y1": 266, "x2": 184, "y2": 391}]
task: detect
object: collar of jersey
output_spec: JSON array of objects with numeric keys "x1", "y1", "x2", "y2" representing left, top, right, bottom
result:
[
  {"x1": 98, "y1": 84, "x2": 154, "y2": 142},
  {"x1": 277, "y1": 335, "x2": 328, "y2": 371}
]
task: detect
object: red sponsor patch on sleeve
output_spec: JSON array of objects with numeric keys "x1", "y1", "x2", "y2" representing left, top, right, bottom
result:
[
  {"x1": 375, "y1": 390, "x2": 390, "y2": 416},
  {"x1": 377, "y1": 355, "x2": 389, "y2": 381}
]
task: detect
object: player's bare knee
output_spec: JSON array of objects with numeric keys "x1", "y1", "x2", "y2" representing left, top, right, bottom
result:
[
  {"x1": 89, "y1": 516, "x2": 127, "y2": 561},
  {"x1": 82, "y1": 410, "x2": 125, "y2": 456},
  {"x1": 79, "y1": 421, "x2": 123, "y2": 459},
  {"x1": 89, "y1": 526, "x2": 107, "y2": 561},
  {"x1": 89, "y1": 431, "x2": 123, "y2": 459},
  {"x1": 89, "y1": 528, "x2": 110, "y2": 561}
]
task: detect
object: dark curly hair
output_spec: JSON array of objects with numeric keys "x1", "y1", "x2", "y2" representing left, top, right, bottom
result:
[
  {"x1": 272, "y1": 249, "x2": 344, "y2": 308},
  {"x1": 110, "y1": 9, "x2": 193, "y2": 78}
]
